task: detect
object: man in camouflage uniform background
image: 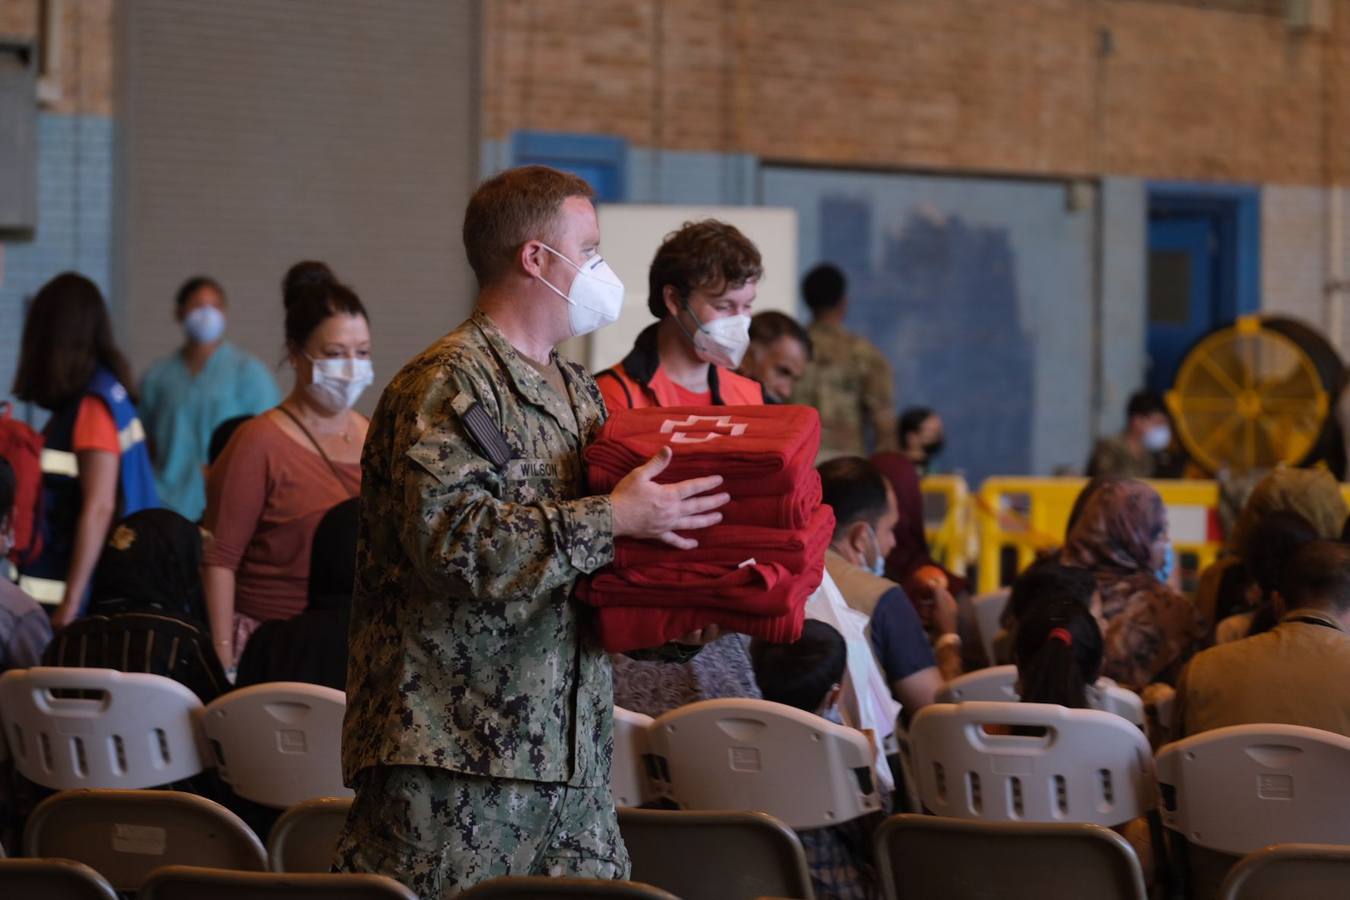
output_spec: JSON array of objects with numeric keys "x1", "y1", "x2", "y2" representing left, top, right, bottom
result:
[
  {"x1": 335, "y1": 166, "x2": 730, "y2": 898},
  {"x1": 790, "y1": 263, "x2": 898, "y2": 460}
]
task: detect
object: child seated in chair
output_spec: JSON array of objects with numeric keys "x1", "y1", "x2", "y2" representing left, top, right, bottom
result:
[{"x1": 750, "y1": 620, "x2": 882, "y2": 900}]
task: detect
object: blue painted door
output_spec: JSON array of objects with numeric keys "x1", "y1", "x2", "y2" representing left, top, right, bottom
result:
[{"x1": 1146, "y1": 215, "x2": 1218, "y2": 393}]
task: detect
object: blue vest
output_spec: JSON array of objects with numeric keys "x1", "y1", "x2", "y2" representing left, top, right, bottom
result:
[{"x1": 19, "y1": 368, "x2": 160, "y2": 605}]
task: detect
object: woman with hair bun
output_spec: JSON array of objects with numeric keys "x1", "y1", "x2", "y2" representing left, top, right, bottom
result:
[{"x1": 201, "y1": 261, "x2": 372, "y2": 670}]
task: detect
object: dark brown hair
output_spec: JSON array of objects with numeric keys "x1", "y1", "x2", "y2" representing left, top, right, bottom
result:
[
  {"x1": 281, "y1": 261, "x2": 368, "y2": 352},
  {"x1": 12, "y1": 272, "x2": 136, "y2": 410},
  {"x1": 175, "y1": 275, "x2": 224, "y2": 310},
  {"x1": 749, "y1": 310, "x2": 813, "y2": 359},
  {"x1": 647, "y1": 220, "x2": 764, "y2": 318},
  {"x1": 462, "y1": 166, "x2": 596, "y2": 287}
]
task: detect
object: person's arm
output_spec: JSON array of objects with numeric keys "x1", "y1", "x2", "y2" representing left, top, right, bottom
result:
[
  {"x1": 931, "y1": 587, "x2": 964, "y2": 682},
  {"x1": 50, "y1": 449, "x2": 118, "y2": 628},
  {"x1": 401, "y1": 379, "x2": 727, "y2": 602},
  {"x1": 5, "y1": 606, "x2": 54, "y2": 668},
  {"x1": 202, "y1": 565, "x2": 237, "y2": 668},
  {"x1": 200, "y1": 424, "x2": 269, "y2": 667},
  {"x1": 871, "y1": 585, "x2": 947, "y2": 713},
  {"x1": 892, "y1": 665, "x2": 943, "y2": 712}
]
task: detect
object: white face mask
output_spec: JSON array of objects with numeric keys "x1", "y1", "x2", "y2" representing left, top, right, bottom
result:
[
  {"x1": 864, "y1": 525, "x2": 887, "y2": 578},
  {"x1": 1143, "y1": 423, "x2": 1172, "y2": 452},
  {"x1": 184, "y1": 306, "x2": 226, "y2": 345},
  {"x1": 679, "y1": 302, "x2": 751, "y2": 369},
  {"x1": 306, "y1": 356, "x2": 374, "y2": 413},
  {"x1": 537, "y1": 244, "x2": 625, "y2": 337}
]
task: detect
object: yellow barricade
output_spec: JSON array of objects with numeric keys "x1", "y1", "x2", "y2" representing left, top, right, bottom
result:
[
  {"x1": 920, "y1": 475, "x2": 972, "y2": 576},
  {"x1": 973, "y1": 477, "x2": 1223, "y2": 594}
]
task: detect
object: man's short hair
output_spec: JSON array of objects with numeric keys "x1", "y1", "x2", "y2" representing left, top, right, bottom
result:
[
  {"x1": 462, "y1": 165, "x2": 596, "y2": 287},
  {"x1": 0, "y1": 455, "x2": 14, "y2": 520},
  {"x1": 750, "y1": 620, "x2": 848, "y2": 714},
  {"x1": 646, "y1": 220, "x2": 763, "y2": 319},
  {"x1": 819, "y1": 456, "x2": 889, "y2": 538},
  {"x1": 1282, "y1": 540, "x2": 1350, "y2": 612},
  {"x1": 898, "y1": 406, "x2": 935, "y2": 443},
  {"x1": 1009, "y1": 558, "x2": 1098, "y2": 622},
  {"x1": 1126, "y1": 390, "x2": 1166, "y2": 420},
  {"x1": 748, "y1": 311, "x2": 812, "y2": 359},
  {"x1": 801, "y1": 263, "x2": 846, "y2": 314}
]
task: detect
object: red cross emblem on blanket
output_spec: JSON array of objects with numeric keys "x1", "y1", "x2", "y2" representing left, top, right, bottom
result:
[{"x1": 659, "y1": 415, "x2": 749, "y2": 444}]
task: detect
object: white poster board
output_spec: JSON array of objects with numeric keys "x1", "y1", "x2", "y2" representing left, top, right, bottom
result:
[{"x1": 565, "y1": 204, "x2": 799, "y2": 372}]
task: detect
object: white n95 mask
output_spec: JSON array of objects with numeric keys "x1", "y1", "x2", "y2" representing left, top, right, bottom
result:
[
  {"x1": 681, "y1": 303, "x2": 751, "y2": 370},
  {"x1": 183, "y1": 306, "x2": 226, "y2": 345},
  {"x1": 537, "y1": 245, "x2": 626, "y2": 337},
  {"x1": 307, "y1": 356, "x2": 374, "y2": 413}
]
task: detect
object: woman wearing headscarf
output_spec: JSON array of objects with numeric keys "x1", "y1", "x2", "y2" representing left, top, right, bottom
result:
[
  {"x1": 235, "y1": 498, "x2": 357, "y2": 691},
  {"x1": 1062, "y1": 479, "x2": 1208, "y2": 691}
]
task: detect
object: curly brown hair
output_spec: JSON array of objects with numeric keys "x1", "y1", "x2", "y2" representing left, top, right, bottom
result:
[{"x1": 646, "y1": 219, "x2": 764, "y2": 318}]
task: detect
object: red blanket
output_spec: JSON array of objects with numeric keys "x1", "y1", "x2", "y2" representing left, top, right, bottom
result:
[
  {"x1": 578, "y1": 561, "x2": 796, "y2": 616},
  {"x1": 585, "y1": 405, "x2": 821, "y2": 497},
  {"x1": 612, "y1": 505, "x2": 835, "y2": 574}
]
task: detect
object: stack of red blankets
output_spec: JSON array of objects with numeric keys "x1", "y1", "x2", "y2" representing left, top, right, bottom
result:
[{"x1": 578, "y1": 405, "x2": 832, "y2": 653}]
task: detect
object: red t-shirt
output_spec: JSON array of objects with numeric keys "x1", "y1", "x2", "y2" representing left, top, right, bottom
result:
[{"x1": 72, "y1": 396, "x2": 120, "y2": 455}]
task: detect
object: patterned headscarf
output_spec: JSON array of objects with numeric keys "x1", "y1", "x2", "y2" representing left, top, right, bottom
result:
[{"x1": 1062, "y1": 479, "x2": 1206, "y2": 689}]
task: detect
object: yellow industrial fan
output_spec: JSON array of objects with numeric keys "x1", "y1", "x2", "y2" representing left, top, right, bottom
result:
[{"x1": 1165, "y1": 315, "x2": 1343, "y2": 474}]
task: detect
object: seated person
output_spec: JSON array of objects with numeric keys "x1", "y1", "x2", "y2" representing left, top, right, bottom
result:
[
  {"x1": 819, "y1": 457, "x2": 960, "y2": 716},
  {"x1": 1175, "y1": 539, "x2": 1350, "y2": 740},
  {"x1": 0, "y1": 456, "x2": 51, "y2": 674},
  {"x1": 236, "y1": 497, "x2": 358, "y2": 691},
  {"x1": 994, "y1": 558, "x2": 1099, "y2": 666},
  {"x1": 738, "y1": 310, "x2": 812, "y2": 404},
  {"x1": 896, "y1": 407, "x2": 944, "y2": 476},
  {"x1": 44, "y1": 508, "x2": 229, "y2": 703},
  {"x1": 751, "y1": 620, "x2": 880, "y2": 900},
  {"x1": 1012, "y1": 594, "x2": 1104, "y2": 709},
  {"x1": 1215, "y1": 511, "x2": 1318, "y2": 643}
]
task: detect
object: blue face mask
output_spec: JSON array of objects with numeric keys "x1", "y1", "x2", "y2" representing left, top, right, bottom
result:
[
  {"x1": 1157, "y1": 543, "x2": 1176, "y2": 584},
  {"x1": 866, "y1": 527, "x2": 887, "y2": 578}
]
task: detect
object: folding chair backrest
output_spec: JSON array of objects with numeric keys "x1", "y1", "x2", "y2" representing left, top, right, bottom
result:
[
  {"x1": 647, "y1": 698, "x2": 880, "y2": 830},
  {"x1": 1218, "y1": 843, "x2": 1350, "y2": 900},
  {"x1": 458, "y1": 875, "x2": 682, "y2": 898},
  {"x1": 0, "y1": 858, "x2": 119, "y2": 900},
  {"x1": 936, "y1": 667, "x2": 1145, "y2": 728},
  {"x1": 908, "y1": 701, "x2": 1154, "y2": 827},
  {"x1": 0, "y1": 667, "x2": 206, "y2": 789},
  {"x1": 613, "y1": 706, "x2": 655, "y2": 808},
  {"x1": 23, "y1": 789, "x2": 267, "y2": 891},
  {"x1": 875, "y1": 814, "x2": 1147, "y2": 900},
  {"x1": 936, "y1": 666, "x2": 1019, "y2": 704},
  {"x1": 618, "y1": 808, "x2": 811, "y2": 900},
  {"x1": 971, "y1": 589, "x2": 1011, "y2": 665},
  {"x1": 138, "y1": 864, "x2": 418, "y2": 900},
  {"x1": 201, "y1": 682, "x2": 350, "y2": 808},
  {"x1": 1155, "y1": 724, "x2": 1350, "y2": 855},
  {"x1": 267, "y1": 797, "x2": 353, "y2": 873}
]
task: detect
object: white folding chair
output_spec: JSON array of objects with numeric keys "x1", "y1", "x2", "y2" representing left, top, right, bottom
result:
[
  {"x1": 1155, "y1": 724, "x2": 1350, "y2": 856},
  {"x1": 646, "y1": 698, "x2": 880, "y2": 830},
  {"x1": 612, "y1": 706, "x2": 656, "y2": 808},
  {"x1": 200, "y1": 682, "x2": 350, "y2": 808},
  {"x1": 970, "y1": 589, "x2": 1011, "y2": 665},
  {"x1": 0, "y1": 667, "x2": 206, "y2": 790},
  {"x1": 267, "y1": 797, "x2": 353, "y2": 873},
  {"x1": 908, "y1": 701, "x2": 1154, "y2": 827},
  {"x1": 935, "y1": 665, "x2": 1145, "y2": 728}
]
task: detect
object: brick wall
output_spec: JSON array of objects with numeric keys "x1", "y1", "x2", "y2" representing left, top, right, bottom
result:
[{"x1": 484, "y1": 0, "x2": 1350, "y2": 186}]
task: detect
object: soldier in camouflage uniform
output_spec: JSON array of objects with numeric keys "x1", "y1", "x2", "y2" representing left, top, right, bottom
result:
[
  {"x1": 790, "y1": 263, "x2": 898, "y2": 460},
  {"x1": 336, "y1": 166, "x2": 729, "y2": 898}
]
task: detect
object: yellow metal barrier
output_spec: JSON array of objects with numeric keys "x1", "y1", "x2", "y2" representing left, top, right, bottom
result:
[
  {"x1": 920, "y1": 475, "x2": 972, "y2": 576},
  {"x1": 973, "y1": 477, "x2": 1223, "y2": 594}
]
